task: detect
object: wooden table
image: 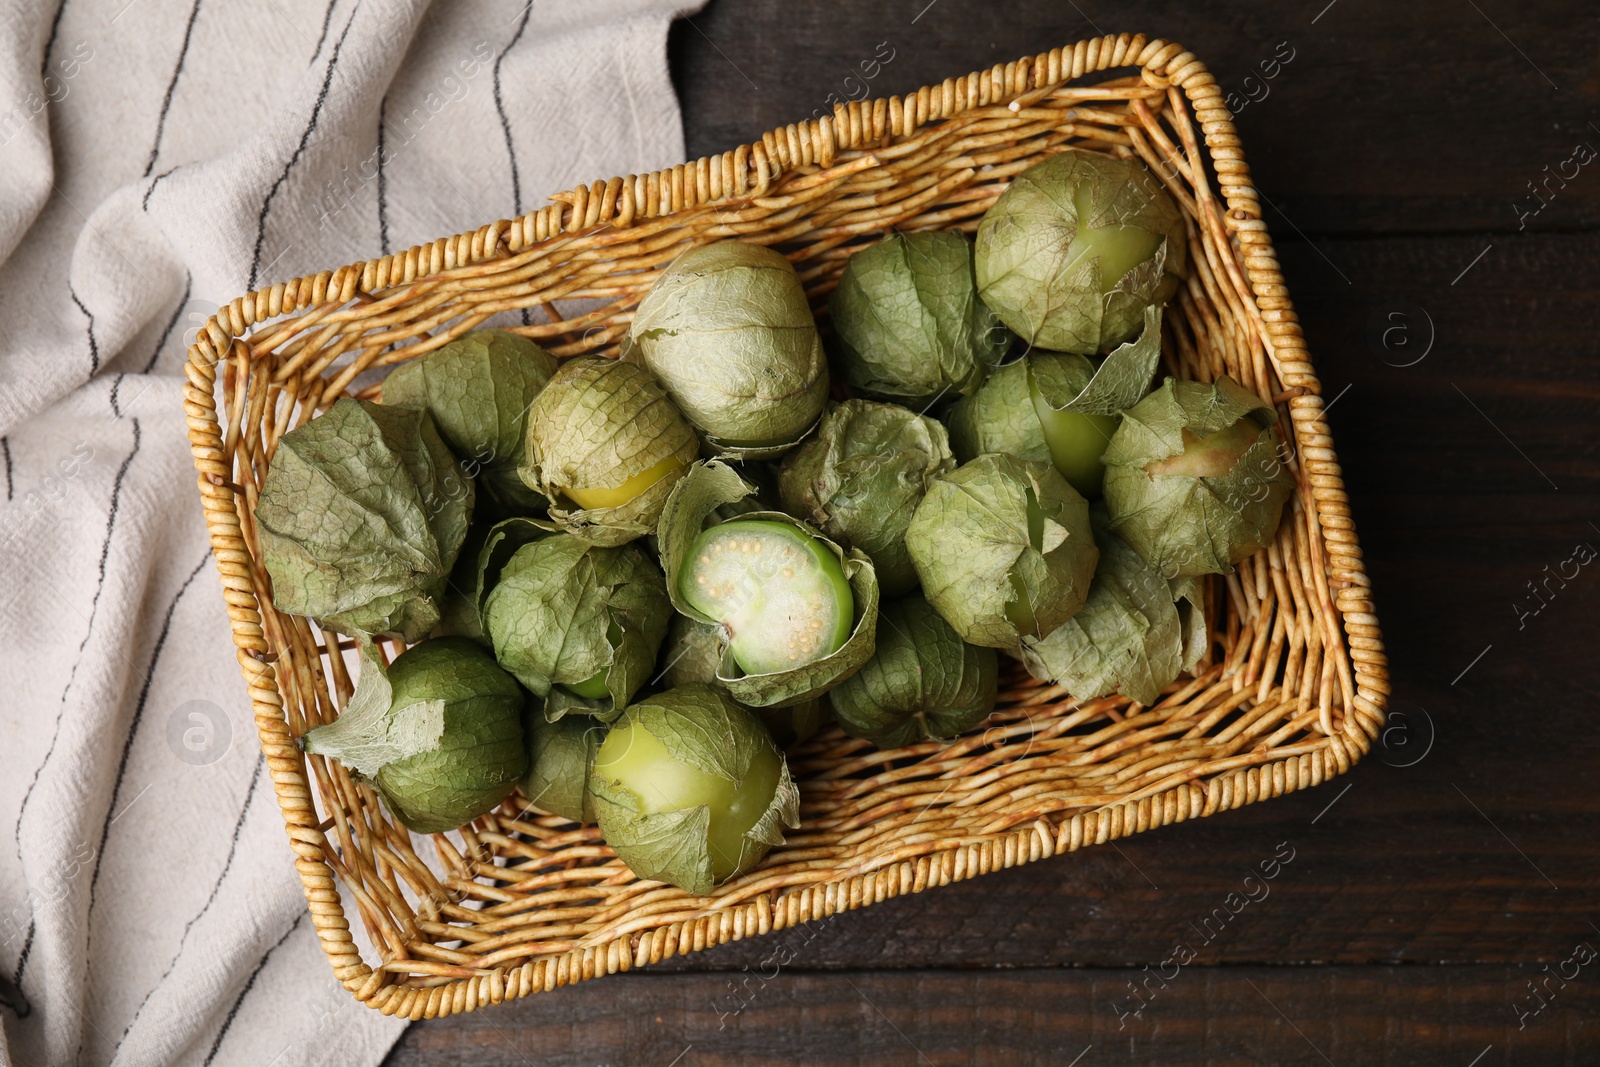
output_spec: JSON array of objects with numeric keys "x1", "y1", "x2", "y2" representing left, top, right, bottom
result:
[{"x1": 388, "y1": 2, "x2": 1600, "y2": 1062}]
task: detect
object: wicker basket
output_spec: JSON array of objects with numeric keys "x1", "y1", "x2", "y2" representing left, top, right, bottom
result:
[{"x1": 183, "y1": 33, "x2": 1386, "y2": 1019}]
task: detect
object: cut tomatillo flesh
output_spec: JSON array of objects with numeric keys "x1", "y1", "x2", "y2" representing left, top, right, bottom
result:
[
  {"x1": 680, "y1": 520, "x2": 854, "y2": 676},
  {"x1": 594, "y1": 716, "x2": 782, "y2": 882},
  {"x1": 1029, "y1": 381, "x2": 1119, "y2": 498},
  {"x1": 1144, "y1": 419, "x2": 1263, "y2": 478},
  {"x1": 562, "y1": 456, "x2": 688, "y2": 512}
]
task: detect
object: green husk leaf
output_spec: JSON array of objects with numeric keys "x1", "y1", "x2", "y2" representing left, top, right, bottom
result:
[
  {"x1": 301, "y1": 646, "x2": 436, "y2": 777},
  {"x1": 586, "y1": 685, "x2": 800, "y2": 895},
  {"x1": 905, "y1": 454, "x2": 1099, "y2": 653},
  {"x1": 658, "y1": 614, "x2": 727, "y2": 688},
  {"x1": 1019, "y1": 512, "x2": 1184, "y2": 706},
  {"x1": 1102, "y1": 376, "x2": 1295, "y2": 577},
  {"x1": 829, "y1": 597, "x2": 998, "y2": 748},
  {"x1": 777, "y1": 399, "x2": 956, "y2": 596},
  {"x1": 623, "y1": 242, "x2": 829, "y2": 458},
  {"x1": 658, "y1": 461, "x2": 881, "y2": 707},
  {"x1": 827, "y1": 231, "x2": 1009, "y2": 407},
  {"x1": 256, "y1": 398, "x2": 472, "y2": 643},
  {"x1": 440, "y1": 515, "x2": 557, "y2": 643},
  {"x1": 382, "y1": 329, "x2": 557, "y2": 512},
  {"x1": 1029, "y1": 305, "x2": 1163, "y2": 416},
  {"x1": 542, "y1": 686, "x2": 624, "y2": 724},
  {"x1": 304, "y1": 638, "x2": 525, "y2": 834},
  {"x1": 522, "y1": 357, "x2": 698, "y2": 547},
  {"x1": 483, "y1": 534, "x2": 672, "y2": 705},
  {"x1": 758, "y1": 698, "x2": 830, "y2": 749},
  {"x1": 975, "y1": 150, "x2": 1186, "y2": 355},
  {"x1": 1171, "y1": 575, "x2": 1209, "y2": 673},
  {"x1": 945, "y1": 358, "x2": 1050, "y2": 465},
  {"x1": 521, "y1": 710, "x2": 604, "y2": 823}
]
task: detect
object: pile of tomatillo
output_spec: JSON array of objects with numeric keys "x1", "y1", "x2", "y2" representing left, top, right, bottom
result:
[{"x1": 258, "y1": 149, "x2": 1294, "y2": 895}]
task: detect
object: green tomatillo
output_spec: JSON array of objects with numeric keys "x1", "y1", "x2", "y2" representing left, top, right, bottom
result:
[
  {"x1": 976, "y1": 150, "x2": 1185, "y2": 355},
  {"x1": 658, "y1": 461, "x2": 880, "y2": 709},
  {"x1": 300, "y1": 638, "x2": 526, "y2": 834},
  {"x1": 587, "y1": 684, "x2": 801, "y2": 895},
  {"x1": 521, "y1": 357, "x2": 698, "y2": 547},
  {"x1": 1102, "y1": 375, "x2": 1295, "y2": 578},
  {"x1": 624, "y1": 241, "x2": 830, "y2": 458}
]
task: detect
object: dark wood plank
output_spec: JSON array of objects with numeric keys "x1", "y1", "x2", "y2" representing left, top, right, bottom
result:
[
  {"x1": 385, "y1": 964, "x2": 1600, "y2": 1066},
  {"x1": 669, "y1": 0, "x2": 1600, "y2": 235}
]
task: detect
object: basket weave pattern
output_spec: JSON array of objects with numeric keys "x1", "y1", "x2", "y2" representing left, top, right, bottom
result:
[{"x1": 183, "y1": 34, "x2": 1387, "y2": 1019}]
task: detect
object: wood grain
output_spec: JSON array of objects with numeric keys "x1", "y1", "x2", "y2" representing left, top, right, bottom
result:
[
  {"x1": 386, "y1": 965, "x2": 1600, "y2": 1066},
  {"x1": 670, "y1": 0, "x2": 1600, "y2": 236}
]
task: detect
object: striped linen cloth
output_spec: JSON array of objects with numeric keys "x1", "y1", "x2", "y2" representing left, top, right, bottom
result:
[{"x1": 0, "y1": 1, "x2": 704, "y2": 1063}]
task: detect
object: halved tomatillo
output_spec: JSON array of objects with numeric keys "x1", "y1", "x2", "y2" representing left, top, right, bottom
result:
[{"x1": 680, "y1": 520, "x2": 854, "y2": 676}]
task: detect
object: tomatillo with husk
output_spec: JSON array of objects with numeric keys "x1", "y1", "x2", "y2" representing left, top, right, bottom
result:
[
  {"x1": 976, "y1": 150, "x2": 1185, "y2": 355},
  {"x1": 587, "y1": 684, "x2": 801, "y2": 895},
  {"x1": 483, "y1": 533, "x2": 672, "y2": 711},
  {"x1": 1019, "y1": 506, "x2": 1209, "y2": 705},
  {"x1": 300, "y1": 638, "x2": 525, "y2": 834},
  {"x1": 778, "y1": 399, "x2": 956, "y2": 597},
  {"x1": 656, "y1": 615, "x2": 830, "y2": 748},
  {"x1": 829, "y1": 597, "x2": 998, "y2": 749},
  {"x1": 521, "y1": 357, "x2": 698, "y2": 546},
  {"x1": 828, "y1": 230, "x2": 1009, "y2": 406},
  {"x1": 382, "y1": 329, "x2": 557, "y2": 513},
  {"x1": 522, "y1": 710, "x2": 604, "y2": 823},
  {"x1": 682, "y1": 521, "x2": 853, "y2": 676},
  {"x1": 658, "y1": 461, "x2": 880, "y2": 708},
  {"x1": 1102, "y1": 375, "x2": 1294, "y2": 578},
  {"x1": 905, "y1": 453, "x2": 1098, "y2": 653},
  {"x1": 256, "y1": 398, "x2": 472, "y2": 644},
  {"x1": 623, "y1": 241, "x2": 829, "y2": 458}
]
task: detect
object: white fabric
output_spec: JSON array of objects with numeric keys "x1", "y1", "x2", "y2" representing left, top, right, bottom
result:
[{"x1": 0, "y1": 1, "x2": 704, "y2": 1063}]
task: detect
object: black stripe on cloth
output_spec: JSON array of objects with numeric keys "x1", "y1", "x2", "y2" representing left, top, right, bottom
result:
[
  {"x1": 143, "y1": 272, "x2": 193, "y2": 374},
  {"x1": 376, "y1": 94, "x2": 390, "y2": 255},
  {"x1": 247, "y1": 2, "x2": 361, "y2": 290},
  {"x1": 2, "y1": 436, "x2": 12, "y2": 500},
  {"x1": 11, "y1": 417, "x2": 141, "y2": 986},
  {"x1": 142, "y1": 165, "x2": 179, "y2": 211},
  {"x1": 310, "y1": 0, "x2": 338, "y2": 64},
  {"x1": 203, "y1": 912, "x2": 306, "y2": 1066},
  {"x1": 109, "y1": 373, "x2": 125, "y2": 418},
  {"x1": 143, "y1": 0, "x2": 204, "y2": 178},
  {"x1": 40, "y1": 0, "x2": 67, "y2": 78},
  {"x1": 8, "y1": 924, "x2": 32, "y2": 1008},
  {"x1": 493, "y1": 3, "x2": 535, "y2": 218},
  {"x1": 70, "y1": 286, "x2": 98, "y2": 374},
  {"x1": 72, "y1": 550, "x2": 211, "y2": 1067},
  {"x1": 107, "y1": 753, "x2": 266, "y2": 1062}
]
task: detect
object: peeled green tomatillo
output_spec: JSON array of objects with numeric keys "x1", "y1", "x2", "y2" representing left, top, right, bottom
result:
[
  {"x1": 587, "y1": 684, "x2": 800, "y2": 894},
  {"x1": 681, "y1": 521, "x2": 854, "y2": 676}
]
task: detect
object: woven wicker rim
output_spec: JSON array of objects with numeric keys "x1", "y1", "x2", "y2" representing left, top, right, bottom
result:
[{"x1": 183, "y1": 33, "x2": 1387, "y2": 1020}]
